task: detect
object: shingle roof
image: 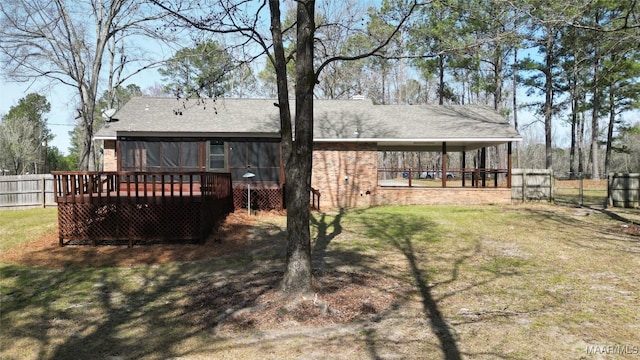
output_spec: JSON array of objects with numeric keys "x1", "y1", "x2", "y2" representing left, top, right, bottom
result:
[
  {"x1": 95, "y1": 97, "x2": 521, "y2": 151},
  {"x1": 95, "y1": 97, "x2": 281, "y2": 138}
]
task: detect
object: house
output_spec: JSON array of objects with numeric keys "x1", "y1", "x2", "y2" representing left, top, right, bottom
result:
[{"x1": 94, "y1": 97, "x2": 522, "y2": 210}]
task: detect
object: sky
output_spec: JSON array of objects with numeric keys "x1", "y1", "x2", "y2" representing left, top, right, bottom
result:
[
  {"x1": 0, "y1": 0, "x2": 537, "y2": 157},
  {"x1": 1, "y1": 81, "x2": 78, "y2": 154},
  {"x1": 0, "y1": 65, "x2": 548, "y2": 156},
  {"x1": 0, "y1": 72, "x2": 160, "y2": 155}
]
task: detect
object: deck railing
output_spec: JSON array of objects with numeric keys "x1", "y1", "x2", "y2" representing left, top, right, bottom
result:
[
  {"x1": 52, "y1": 171, "x2": 232, "y2": 204},
  {"x1": 310, "y1": 187, "x2": 321, "y2": 211},
  {"x1": 377, "y1": 168, "x2": 511, "y2": 188}
]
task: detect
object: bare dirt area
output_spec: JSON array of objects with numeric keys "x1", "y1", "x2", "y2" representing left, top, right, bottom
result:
[
  {"x1": 0, "y1": 212, "x2": 256, "y2": 268},
  {"x1": 183, "y1": 269, "x2": 411, "y2": 332}
]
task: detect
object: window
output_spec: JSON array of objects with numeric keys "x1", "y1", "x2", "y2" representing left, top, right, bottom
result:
[{"x1": 209, "y1": 141, "x2": 226, "y2": 170}]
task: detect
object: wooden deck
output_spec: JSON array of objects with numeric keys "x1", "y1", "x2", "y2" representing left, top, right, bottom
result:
[{"x1": 52, "y1": 172, "x2": 233, "y2": 247}]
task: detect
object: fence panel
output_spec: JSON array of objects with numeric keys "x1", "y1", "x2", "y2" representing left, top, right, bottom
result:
[
  {"x1": 608, "y1": 173, "x2": 639, "y2": 208},
  {"x1": 511, "y1": 169, "x2": 553, "y2": 202},
  {"x1": 554, "y1": 173, "x2": 608, "y2": 207},
  {"x1": 0, "y1": 174, "x2": 56, "y2": 209}
]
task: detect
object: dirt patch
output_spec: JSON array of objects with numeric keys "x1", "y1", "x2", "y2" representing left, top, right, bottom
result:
[
  {"x1": 0, "y1": 212, "x2": 256, "y2": 269},
  {"x1": 185, "y1": 270, "x2": 410, "y2": 331},
  {"x1": 619, "y1": 223, "x2": 640, "y2": 236}
]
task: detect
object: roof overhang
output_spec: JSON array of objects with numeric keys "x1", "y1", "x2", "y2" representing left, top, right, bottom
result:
[
  {"x1": 95, "y1": 131, "x2": 281, "y2": 141},
  {"x1": 314, "y1": 137, "x2": 522, "y2": 152},
  {"x1": 95, "y1": 133, "x2": 521, "y2": 152}
]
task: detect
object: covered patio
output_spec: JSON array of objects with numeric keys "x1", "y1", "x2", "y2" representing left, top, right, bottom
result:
[{"x1": 310, "y1": 102, "x2": 521, "y2": 208}]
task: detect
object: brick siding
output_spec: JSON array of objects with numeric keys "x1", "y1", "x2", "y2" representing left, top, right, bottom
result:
[
  {"x1": 311, "y1": 142, "x2": 378, "y2": 209},
  {"x1": 373, "y1": 187, "x2": 512, "y2": 206},
  {"x1": 103, "y1": 140, "x2": 117, "y2": 171}
]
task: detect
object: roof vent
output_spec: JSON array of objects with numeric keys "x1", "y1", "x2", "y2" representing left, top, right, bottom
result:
[{"x1": 352, "y1": 95, "x2": 366, "y2": 100}]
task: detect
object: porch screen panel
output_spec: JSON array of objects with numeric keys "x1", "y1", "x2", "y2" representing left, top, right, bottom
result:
[
  {"x1": 162, "y1": 142, "x2": 180, "y2": 169},
  {"x1": 145, "y1": 142, "x2": 161, "y2": 171},
  {"x1": 121, "y1": 141, "x2": 144, "y2": 172},
  {"x1": 119, "y1": 140, "x2": 202, "y2": 173},
  {"x1": 228, "y1": 142, "x2": 245, "y2": 180},
  {"x1": 182, "y1": 142, "x2": 199, "y2": 171},
  {"x1": 228, "y1": 141, "x2": 280, "y2": 183},
  {"x1": 251, "y1": 142, "x2": 280, "y2": 182}
]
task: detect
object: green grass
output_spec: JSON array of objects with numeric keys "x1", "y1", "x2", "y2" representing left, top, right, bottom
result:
[
  {"x1": 554, "y1": 188, "x2": 608, "y2": 206},
  {"x1": 1, "y1": 205, "x2": 639, "y2": 359},
  {"x1": 0, "y1": 208, "x2": 57, "y2": 252},
  {"x1": 554, "y1": 179, "x2": 609, "y2": 206}
]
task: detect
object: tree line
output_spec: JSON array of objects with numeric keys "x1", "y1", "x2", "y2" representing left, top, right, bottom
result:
[{"x1": 1, "y1": 0, "x2": 638, "y2": 176}]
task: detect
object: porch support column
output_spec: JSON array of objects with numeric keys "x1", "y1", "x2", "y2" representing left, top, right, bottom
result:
[
  {"x1": 462, "y1": 150, "x2": 466, "y2": 187},
  {"x1": 481, "y1": 147, "x2": 487, "y2": 187},
  {"x1": 442, "y1": 142, "x2": 447, "y2": 188},
  {"x1": 507, "y1": 142, "x2": 512, "y2": 188}
]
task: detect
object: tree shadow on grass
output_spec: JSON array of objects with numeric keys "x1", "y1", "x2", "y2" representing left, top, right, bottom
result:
[
  {"x1": 522, "y1": 206, "x2": 640, "y2": 253},
  {"x1": 0, "y1": 263, "x2": 204, "y2": 359},
  {"x1": 3, "y1": 207, "x2": 555, "y2": 359},
  {"x1": 356, "y1": 212, "x2": 463, "y2": 360},
  {"x1": 2, "y1": 211, "x2": 394, "y2": 359},
  {"x1": 310, "y1": 208, "x2": 345, "y2": 269},
  {"x1": 0, "y1": 215, "x2": 288, "y2": 360}
]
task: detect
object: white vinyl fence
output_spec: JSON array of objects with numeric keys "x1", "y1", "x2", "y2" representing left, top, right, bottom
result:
[{"x1": 0, "y1": 174, "x2": 56, "y2": 209}]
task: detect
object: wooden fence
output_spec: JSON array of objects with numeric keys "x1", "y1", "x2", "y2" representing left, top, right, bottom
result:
[
  {"x1": 0, "y1": 174, "x2": 55, "y2": 209},
  {"x1": 511, "y1": 169, "x2": 554, "y2": 202},
  {"x1": 608, "y1": 173, "x2": 639, "y2": 208}
]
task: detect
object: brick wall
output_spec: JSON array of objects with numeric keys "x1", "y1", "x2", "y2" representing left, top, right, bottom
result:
[
  {"x1": 374, "y1": 187, "x2": 512, "y2": 206},
  {"x1": 103, "y1": 140, "x2": 117, "y2": 171},
  {"x1": 311, "y1": 142, "x2": 377, "y2": 209}
]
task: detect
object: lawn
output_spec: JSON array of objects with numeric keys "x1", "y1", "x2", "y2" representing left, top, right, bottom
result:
[
  {"x1": 1, "y1": 204, "x2": 639, "y2": 359},
  {"x1": 554, "y1": 179, "x2": 609, "y2": 207}
]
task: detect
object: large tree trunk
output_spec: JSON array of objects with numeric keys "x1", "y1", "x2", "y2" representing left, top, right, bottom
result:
[
  {"x1": 590, "y1": 13, "x2": 601, "y2": 180},
  {"x1": 513, "y1": 48, "x2": 519, "y2": 167},
  {"x1": 569, "y1": 47, "x2": 579, "y2": 178},
  {"x1": 604, "y1": 85, "x2": 615, "y2": 177},
  {"x1": 544, "y1": 30, "x2": 554, "y2": 170},
  {"x1": 280, "y1": 0, "x2": 315, "y2": 294}
]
